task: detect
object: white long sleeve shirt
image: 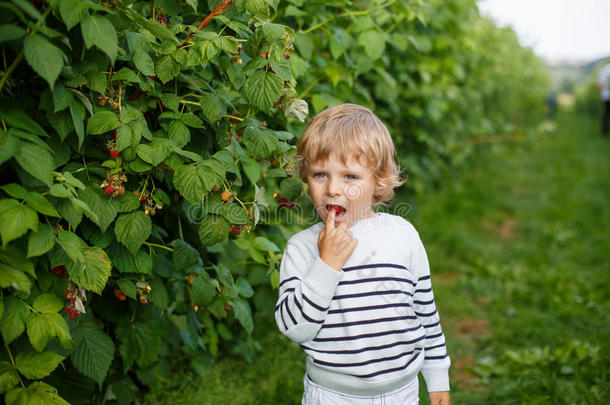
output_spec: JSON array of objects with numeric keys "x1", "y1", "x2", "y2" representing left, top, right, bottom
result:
[{"x1": 275, "y1": 213, "x2": 450, "y2": 396}]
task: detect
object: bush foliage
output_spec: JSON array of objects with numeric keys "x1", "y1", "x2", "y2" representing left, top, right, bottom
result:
[{"x1": 0, "y1": 0, "x2": 548, "y2": 403}]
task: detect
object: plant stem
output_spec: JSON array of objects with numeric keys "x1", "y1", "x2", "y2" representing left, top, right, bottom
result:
[
  {"x1": 0, "y1": 51, "x2": 24, "y2": 93},
  {"x1": 5, "y1": 344, "x2": 25, "y2": 388},
  {"x1": 144, "y1": 242, "x2": 174, "y2": 252}
]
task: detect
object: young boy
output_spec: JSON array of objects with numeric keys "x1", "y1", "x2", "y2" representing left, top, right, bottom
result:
[{"x1": 275, "y1": 104, "x2": 451, "y2": 405}]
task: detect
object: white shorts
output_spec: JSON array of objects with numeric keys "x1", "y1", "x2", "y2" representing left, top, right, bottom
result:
[{"x1": 302, "y1": 374, "x2": 419, "y2": 405}]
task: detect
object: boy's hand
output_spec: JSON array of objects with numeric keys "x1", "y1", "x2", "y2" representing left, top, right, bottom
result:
[
  {"x1": 429, "y1": 391, "x2": 450, "y2": 405},
  {"x1": 318, "y1": 209, "x2": 357, "y2": 271}
]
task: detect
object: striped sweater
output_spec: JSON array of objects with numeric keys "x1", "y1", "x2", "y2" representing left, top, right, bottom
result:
[{"x1": 275, "y1": 213, "x2": 450, "y2": 396}]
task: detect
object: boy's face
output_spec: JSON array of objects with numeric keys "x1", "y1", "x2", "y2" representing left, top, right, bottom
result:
[{"x1": 306, "y1": 152, "x2": 377, "y2": 228}]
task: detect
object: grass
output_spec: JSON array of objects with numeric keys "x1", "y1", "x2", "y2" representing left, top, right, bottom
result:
[{"x1": 142, "y1": 108, "x2": 610, "y2": 404}]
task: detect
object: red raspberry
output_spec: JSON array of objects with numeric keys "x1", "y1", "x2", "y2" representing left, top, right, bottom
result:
[
  {"x1": 109, "y1": 150, "x2": 119, "y2": 159},
  {"x1": 52, "y1": 265, "x2": 64, "y2": 275},
  {"x1": 231, "y1": 226, "x2": 241, "y2": 235},
  {"x1": 284, "y1": 53, "x2": 291, "y2": 60},
  {"x1": 104, "y1": 185, "x2": 114, "y2": 195}
]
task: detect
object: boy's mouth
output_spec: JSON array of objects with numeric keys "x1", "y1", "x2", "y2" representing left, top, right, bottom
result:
[{"x1": 326, "y1": 204, "x2": 346, "y2": 221}]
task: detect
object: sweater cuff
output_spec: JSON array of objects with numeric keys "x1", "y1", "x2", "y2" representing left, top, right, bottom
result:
[
  {"x1": 421, "y1": 368, "x2": 450, "y2": 392},
  {"x1": 303, "y1": 257, "x2": 343, "y2": 298}
]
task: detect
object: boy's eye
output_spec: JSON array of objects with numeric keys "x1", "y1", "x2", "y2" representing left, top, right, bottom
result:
[
  {"x1": 312, "y1": 172, "x2": 326, "y2": 178},
  {"x1": 345, "y1": 174, "x2": 358, "y2": 180}
]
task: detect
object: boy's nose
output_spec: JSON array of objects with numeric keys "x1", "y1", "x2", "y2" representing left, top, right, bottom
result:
[{"x1": 326, "y1": 177, "x2": 342, "y2": 197}]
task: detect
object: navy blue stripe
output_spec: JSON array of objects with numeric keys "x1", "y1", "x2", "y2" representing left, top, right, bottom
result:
[
  {"x1": 418, "y1": 275, "x2": 431, "y2": 281},
  {"x1": 279, "y1": 276, "x2": 299, "y2": 288},
  {"x1": 283, "y1": 287, "x2": 295, "y2": 293},
  {"x1": 423, "y1": 321, "x2": 440, "y2": 328},
  {"x1": 328, "y1": 302, "x2": 411, "y2": 314},
  {"x1": 425, "y1": 343, "x2": 446, "y2": 351},
  {"x1": 313, "y1": 348, "x2": 420, "y2": 368},
  {"x1": 426, "y1": 332, "x2": 443, "y2": 339},
  {"x1": 414, "y1": 287, "x2": 432, "y2": 293},
  {"x1": 425, "y1": 354, "x2": 449, "y2": 360},
  {"x1": 356, "y1": 350, "x2": 422, "y2": 378},
  {"x1": 278, "y1": 301, "x2": 288, "y2": 330},
  {"x1": 283, "y1": 298, "x2": 296, "y2": 325},
  {"x1": 274, "y1": 295, "x2": 288, "y2": 312},
  {"x1": 302, "y1": 293, "x2": 329, "y2": 312},
  {"x1": 333, "y1": 290, "x2": 412, "y2": 300},
  {"x1": 322, "y1": 315, "x2": 416, "y2": 329},
  {"x1": 414, "y1": 309, "x2": 437, "y2": 317},
  {"x1": 302, "y1": 335, "x2": 425, "y2": 355},
  {"x1": 413, "y1": 299, "x2": 434, "y2": 305},
  {"x1": 339, "y1": 277, "x2": 415, "y2": 286},
  {"x1": 343, "y1": 263, "x2": 408, "y2": 272},
  {"x1": 294, "y1": 296, "x2": 324, "y2": 324},
  {"x1": 313, "y1": 325, "x2": 423, "y2": 342}
]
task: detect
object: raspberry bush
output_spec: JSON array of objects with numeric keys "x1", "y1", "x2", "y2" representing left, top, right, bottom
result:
[{"x1": 0, "y1": 0, "x2": 549, "y2": 403}]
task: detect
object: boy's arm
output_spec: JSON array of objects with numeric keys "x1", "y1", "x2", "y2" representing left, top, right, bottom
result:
[
  {"x1": 275, "y1": 239, "x2": 342, "y2": 343},
  {"x1": 411, "y1": 233, "x2": 451, "y2": 393}
]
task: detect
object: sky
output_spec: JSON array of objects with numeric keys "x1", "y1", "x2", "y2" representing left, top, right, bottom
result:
[{"x1": 478, "y1": 0, "x2": 610, "y2": 62}]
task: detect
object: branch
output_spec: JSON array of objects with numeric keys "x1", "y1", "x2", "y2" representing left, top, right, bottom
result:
[{"x1": 180, "y1": 0, "x2": 235, "y2": 47}]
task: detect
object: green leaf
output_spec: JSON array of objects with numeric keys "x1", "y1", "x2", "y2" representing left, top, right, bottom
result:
[
  {"x1": 1, "y1": 183, "x2": 27, "y2": 199},
  {"x1": 0, "y1": 24, "x2": 25, "y2": 43},
  {"x1": 28, "y1": 223, "x2": 56, "y2": 257},
  {"x1": 198, "y1": 215, "x2": 229, "y2": 246},
  {"x1": 156, "y1": 55, "x2": 180, "y2": 84},
  {"x1": 86, "y1": 111, "x2": 120, "y2": 135},
  {"x1": 180, "y1": 113, "x2": 204, "y2": 128},
  {"x1": 172, "y1": 240, "x2": 201, "y2": 271},
  {"x1": 81, "y1": 14, "x2": 118, "y2": 62},
  {"x1": 0, "y1": 298, "x2": 28, "y2": 344},
  {"x1": 33, "y1": 293, "x2": 64, "y2": 313},
  {"x1": 220, "y1": 204, "x2": 250, "y2": 225},
  {"x1": 242, "y1": 126, "x2": 278, "y2": 158},
  {"x1": 167, "y1": 120, "x2": 190, "y2": 148},
  {"x1": 23, "y1": 34, "x2": 64, "y2": 88},
  {"x1": 280, "y1": 177, "x2": 302, "y2": 200},
  {"x1": 5, "y1": 381, "x2": 70, "y2": 405},
  {"x1": 70, "y1": 321, "x2": 114, "y2": 386},
  {"x1": 59, "y1": 0, "x2": 90, "y2": 29},
  {"x1": 185, "y1": 0, "x2": 198, "y2": 11},
  {"x1": 118, "y1": 192, "x2": 141, "y2": 213},
  {"x1": 135, "y1": 139, "x2": 174, "y2": 166},
  {"x1": 109, "y1": 244, "x2": 153, "y2": 274},
  {"x1": 358, "y1": 30, "x2": 386, "y2": 60},
  {"x1": 117, "y1": 278, "x2": 136, "y2": 298},
  {"x1": 15, "y1": 351, "x2": 64, "y2": 380},
  {"x1": 0, "y1": 131, "x2": 19, "y2": 165},
  {"x1": 200, "y1": 93, "x2": 227, "y2": 124},
  {"x1": 245, "y1": 71, "x2": 284, "y2": 113},
  {"x1": 26, "y1": 312, "x2": 71, "y2": 352},
  {"x1": 233, "y1": 298, "x2": 253, "y2": 334},
  {"x1": 57, "y1": 230, "x2": 87, "y2": 263},
  {"x1": 0, "y1": 263, "x2": 31, "y2": 294},
  {"x1": 79, "y1": 186, "x2": 119, "y2": 232},
  {"x1": 67, "y1": 247, "x2": 112, "y2": 294},
  {"x1": 0, "y1": 199, "x2": 39, "y2": 248},
  {"x1": 269, "y1": 57, "x2": 292, "y2": 81},
  {"x1": 0, "y1": 361, "x2": 19, "y2": 394},
  {"x1": 15, "y1": 141, "x2": 54, "y2": 186},
  {"x1": 235, "y1": 277, "x2": 254, "y2": 298},
  {"x1": 253, "y1": 236, "x2": 280, "y2": 252},
  {"x1": 0, "y1": 247, "x2": 35, "y2": 278},
  {"x1": 241, "y1": 157, "x2": 262, "y2": 183},
  {"x1": 114, "y1": 211, "x2": 152, "y2": 255},
  {"x1": 23, "y1": 192, "x2": 60, "y2": 217},
  {"x1": 133, "y1": 49, "x2": 155, "y2": 76},
  {"x1": 149, "y1": 276, "x2": 169, "y2": 309},
  {"x1": 173, "y1": 165, "x2": 216, "y2": 204},
  {"x1": 191, "y1": 277, "x2": 216, "y2": 305}
]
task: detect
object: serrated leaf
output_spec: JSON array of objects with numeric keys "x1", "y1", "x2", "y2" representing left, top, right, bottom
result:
[
  {"x1": 0, "y1": 263, "x2": 31, "y2": 294},
  {"x1": 220, "y1": 203, "x2": 250, "y2": 225},
  {"x1": 280, "y1": 177, "x2": 302, "y2": 200},
  {"x1": 167, "y1": 120, "x2": 190, "y2": 148},
  {"x1": 0, "y1": 199, "x2": 38, "y2": 248},
  {"x1": 33, "y1": 294, "x2": 64, "y2": 313},
  {"x1": 235, "y1": 277, "x2": 254, "y2": 298},
  {"x1": 28, "y1": 223, "x2": 56, "y2": 257},
  {"x1": 200, "y1": 93, "x2": 226, "y2": 123},
  {"x1": 67, "y1": 247, "x2": 112, "y2": 294},
  {"x1": 191, "y1": 278, "x2": 216, "y2": 305},
  {"x1": 149, "y1": 276, "x2": 169, "y2": 309},
  {"x1": 57, "y1": 230, "x2": 87, "y2": 263},
  {"x1": 173, "y1": 164, "x2": 215, "y2": 204},
  {"x1": 135, "y1": 140, "x2": 173, "y2": 166},
  {"x1": 242, "y1": 126, "x2": 278, "y2": 158},
  {"x1": 79, "y1": 186, "x2": 119, "y2": 232},
  {"x1": 23, "y1": 192, "x2": 60, "y2": 217},
  {"x1": 26, "y1": 312, "x2": 71, "y2": 352},
  {"x1": 81, "y1": 14, "x2": 118, "y2": 62},
  {"x1": 245, "y1": 71, "x2": 283, "y2": 113},
  {"x1": 172, "y1": 240, "x2": 200, "y2": 271},
  {"x1": 155, "y1": 55, "x2": 180, "y2": 83},
  {"x1": 23, "y1": 34, "x2": 64, "y2": 88},
  {"x1": 114, "y1": 211, "x2": 152, "y2": 255},
  {"x1": 86, "y1": 111, "x2": 120, "y2": 135},
  {"x1": 198, "y1": 215, "x2": 229, "y2": 246},
  {"x1": 70, "y1": 321, "x2": 114, "y2": 386},
  {"x1": 0, "y1": 131, "x2": 19, "y2": 165},
  {"x1": 15, "y1": 141, "x2": 54, "y2": 186},
  {"x1": 15, "y1": 351, "x2": 64, "y2": 380},
  {"x1": 253, "y1": 236, "x2": 280, "y2": 252},
  {"x1": 269, "y1": 57, "x2": 292, "y2": 81},
  {"x1": 133, "y1": 48, "x2": 155, "y2": 76},
  {"x1": 0, "y1": 361, "x2": 19, "y2": 394},
  {"x1": 0, "y1": 299, "x2": 27, "y2": 344},
  {"x1": 233, "y1": 298, "x2": 253, "y2": 334},
  {"x1": 117, "y1": 278, "x2": 136, "y2": 298},
  {"x1": 109, "y1": 244, "x2": 153, "y2": 274},
  {"x1": 284, "y1": 98, "x2": 308, "y2": 122},
  {"x1": 118, "y1": 192, "x2": 141, "y2": 213},
  {"x1": 5, "y1": 381, "x2": 70, "y2": 405},
  {"x1": 0, "y1": 24, "x2": 25, "y2": 43}
]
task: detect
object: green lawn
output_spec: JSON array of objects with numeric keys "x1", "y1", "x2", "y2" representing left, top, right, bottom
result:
[{"x1": 142, "y1": 109, "x2": 610, "y2": 404}]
